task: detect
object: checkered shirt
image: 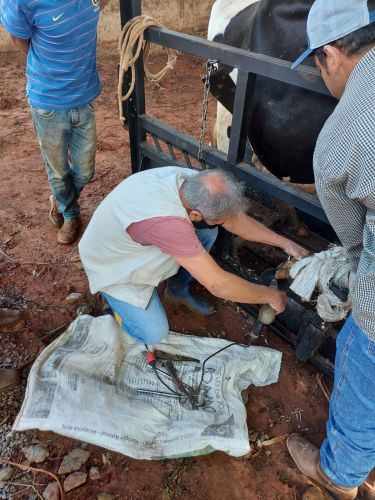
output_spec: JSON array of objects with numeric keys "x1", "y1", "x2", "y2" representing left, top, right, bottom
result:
[{"x1": 314, "y1": 47, "x2": 375, "y2": 339}]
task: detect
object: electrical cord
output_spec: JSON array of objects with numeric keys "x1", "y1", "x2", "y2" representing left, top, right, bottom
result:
[
  {"x1": 146, "y1": 342, "x2": 244, "y2": 406},
  {"x1": 144, "y1": 344, "x2": 187, "y2": 401},
  {"x1": 194, "y1": 342, "x2": 240, "y2": 403}
]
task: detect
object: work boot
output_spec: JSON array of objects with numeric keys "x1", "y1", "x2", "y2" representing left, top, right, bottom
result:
[
  {"x1": 0, "y1": 368, "x2": 20, "y2": 392},
  {"x1": 164, "y1": 284, "x2": 215, "y2": 316},
  {"x1": 57, "y1": 219, "x2": 82, "y2": 245},
  {"x1": 287, "y1": 434, "x2": 358, "y2": 500},
  {"x1": 359, "y1": 470, "x2": 375, "y2": 499},
  {"x1": 0, "y1": 308, "x2": 23, "y2": 327},
  {"x1": 48, "y1": 195, "x2": 64, "y2": 228}
]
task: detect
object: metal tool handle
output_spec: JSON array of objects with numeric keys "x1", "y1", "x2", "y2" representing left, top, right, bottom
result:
[{"x1": 249, "y1": 278, "x2": 278, "y2": 341}]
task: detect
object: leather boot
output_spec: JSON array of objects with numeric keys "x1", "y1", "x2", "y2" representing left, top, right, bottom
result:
[
  {"x1": 0, "y1": 368, "x2": 20, "y2": 392},
  {"x1": 57, "y1": 219, "x2": 82, "y2": 245},
  {"x1": 164, "y1": 284, "x2": 215, "y2": 316},
  {"x1": 287, "y1": 434, "x2": 358, "y2": 500},
  {"x1": 48, "y1": 195, "x2": 64, "y2": 227},
  {"x1": 359, "y1": 470, "x2": 375, "y2": 499},
  {"x1": 0, "y1": 308, "x2": 23, "y2": 327}
]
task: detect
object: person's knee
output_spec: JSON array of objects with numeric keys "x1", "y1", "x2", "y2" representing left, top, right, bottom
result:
[
  {"x1": 79, "y1": 166, "x2": 95, "y2": 184},
  {"x1": 141, "y1": 320, "x2": 169, "y2": 345}
]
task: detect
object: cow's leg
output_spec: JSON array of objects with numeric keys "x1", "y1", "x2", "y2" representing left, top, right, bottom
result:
[
  {"x1": 212, "y1": 102, "x2": 231, "y2": 153},
  {"x1": 252, "y1": 155, "x2": 310, "y2": 237},
  {"x1": 282, "y1": 178, "x2": 317, "y2": 195}
]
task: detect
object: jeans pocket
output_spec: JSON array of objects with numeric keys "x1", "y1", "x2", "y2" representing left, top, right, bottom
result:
[{"x1": 32, "y1": 107, "x2": 55, "y2": 118}]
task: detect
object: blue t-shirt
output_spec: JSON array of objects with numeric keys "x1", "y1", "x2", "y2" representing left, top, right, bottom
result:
[{"x1": 0, "y1": 0, "x2": 102, "y2": 110}]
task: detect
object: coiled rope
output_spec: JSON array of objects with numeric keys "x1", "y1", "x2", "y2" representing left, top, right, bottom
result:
[{"x1": 118, "y1": 15, "x2": 178, "y2": 121}]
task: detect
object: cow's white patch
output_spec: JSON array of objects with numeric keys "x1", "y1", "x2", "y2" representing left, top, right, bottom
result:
[
  {"x1": 207, "y1": 0, "x2": 258, "y2": 41},
  {"x1": 208, "y1": 0, "x2": 257, "y2": 155},
  {"x1": 215, "y1": 103, "x2": 232, "y2": 153}
]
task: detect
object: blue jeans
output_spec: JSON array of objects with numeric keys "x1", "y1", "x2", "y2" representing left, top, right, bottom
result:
[
  {"x1": 102, "y1": 226, "x2": 218, "y2": 345},
  {"x1": 31, "y1": 103, "x2": 96, "y2": 221},
  {"x1": 320, "y1": 314, "x2": 375, "y2": 487}
]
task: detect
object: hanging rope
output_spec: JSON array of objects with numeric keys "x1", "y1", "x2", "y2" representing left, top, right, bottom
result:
[{"x1": 118, "y1": 15, "x2": 178, "y2": 121}]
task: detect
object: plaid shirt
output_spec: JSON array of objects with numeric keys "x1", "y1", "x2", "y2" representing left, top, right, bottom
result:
[{"x1": 314, "y1": 47, "x2": 375, "y2": 339}]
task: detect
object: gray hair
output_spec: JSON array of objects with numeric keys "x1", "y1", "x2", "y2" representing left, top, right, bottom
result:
[{"x1": 181, "y1": 169, "x2": 249, "y2": 220}]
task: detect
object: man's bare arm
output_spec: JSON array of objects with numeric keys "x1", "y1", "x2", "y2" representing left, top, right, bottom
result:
[
  {"x1": 222, "y1": 213, "x2": 309, "y2": 260},
  {"x1": 100, "y1": 0, "x2": 112, "y2": 10},
  {"x1": 10, "y1": 35, "x2": 30, "y2": 55},
  {"x1": 175, "y1": 252, "x2": 287, "y2": 314}
]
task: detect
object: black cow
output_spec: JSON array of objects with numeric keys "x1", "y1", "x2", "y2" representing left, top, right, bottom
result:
[{"x1": 208, "y1": 0, "x2": 337, "y2": 185}]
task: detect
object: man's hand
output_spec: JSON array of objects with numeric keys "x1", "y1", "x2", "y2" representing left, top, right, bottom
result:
[
  {"x1": 282, "y1": 240, "x2": 309, "y2": 260},
  {"x1": 268, "y1": 289, "x2": 287, "y2": 315},
  {"x1": 175, "y1": 252, "x2": 288, "y2": 310},
  {"x1": 223, "y1": 214, "x2": 309, "y2": 260}
]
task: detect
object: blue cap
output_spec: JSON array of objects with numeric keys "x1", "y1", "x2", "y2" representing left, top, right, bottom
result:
[{"x1": 292, "y1": 0, "x2": 375, "y2": 69}]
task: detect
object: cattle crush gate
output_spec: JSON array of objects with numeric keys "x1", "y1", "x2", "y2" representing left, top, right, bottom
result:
[{"x1": 119, "y1": 0, "x2": 340, "y2": 377}]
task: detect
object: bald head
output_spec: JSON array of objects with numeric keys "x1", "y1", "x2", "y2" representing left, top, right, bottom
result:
[
  {"x1": 201, "y1": 171, "x2": 230, "y2": 195},
  {"x1": 181, "y1": 169, "x2": 248, "y2": 222}
]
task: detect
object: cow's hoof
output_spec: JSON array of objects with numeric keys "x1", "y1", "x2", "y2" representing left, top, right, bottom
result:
[{"x1": 294, "y1": 222, "x2": 310, "y2": 238}]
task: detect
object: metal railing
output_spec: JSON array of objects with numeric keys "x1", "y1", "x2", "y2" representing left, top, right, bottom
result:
[{"x1": 118, "y1": 0, "x2": 336, "y2": 375}]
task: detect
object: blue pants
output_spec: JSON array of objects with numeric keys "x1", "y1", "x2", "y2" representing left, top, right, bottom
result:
[
  {"x1": 320, "y1": 314, "x2": 375, "y2": 487},
  {"x1": 102, "y1": 226, "x2": 218, "y2": 345},
  {"x1": 31, "y1": 103, "x2": 96, "y2": 221}
]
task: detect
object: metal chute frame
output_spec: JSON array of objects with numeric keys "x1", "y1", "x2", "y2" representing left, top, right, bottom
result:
[{"x1": 118, "y1": 0, "x2": 338, "y2": 376}]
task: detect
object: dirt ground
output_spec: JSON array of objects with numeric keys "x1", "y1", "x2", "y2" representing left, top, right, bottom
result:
[{"x1": 0, "y1": 43, "x2": 331, "y2": 499}]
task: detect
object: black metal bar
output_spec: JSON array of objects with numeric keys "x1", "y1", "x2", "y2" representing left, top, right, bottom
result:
[
  {"x1": 226, "y1": 162, "x2": 330, "y2": 224},
  {"x1": 141, "y1": 142, "x2": 187, "y2": 169},
  {"x1": 182, "y1": 150, "x2": 193, "y2": 169},
  {"x1": 119, "y1": 0, "x2": 147, "y2": 173},
  {"x1": 227, "y1": 71, "x2": 256, "y2": 164},
  {"x1": 145, "y1": 27, "x2": 331, "y2": 97},
  {"x1": 151, "y1": 133, "x2": 162, "y2": 152},
  {"x1": 139, "y1": 115, "x2": 330, "y2": 223},
  {"x1": 167, "y1": 142, "x2": 177, "y2": 161}
]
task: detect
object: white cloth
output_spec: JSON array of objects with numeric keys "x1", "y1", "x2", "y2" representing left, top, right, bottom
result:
[
  {"x1": 289, "y1": 246, "x2": 354, "y2": 322},
  {"x1": 14, "y1": 315, "x2": 282, "y2": 459}
]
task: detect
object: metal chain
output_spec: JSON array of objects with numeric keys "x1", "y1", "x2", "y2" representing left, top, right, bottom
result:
[{"x1": 198, "y1": 59, "x2": 217, "y2": 164}]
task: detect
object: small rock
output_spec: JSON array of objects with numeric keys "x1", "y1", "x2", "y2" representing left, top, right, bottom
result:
[
  {"x1": 102, "y1": 453, "x2": 111, "y2": 467},
  {"x1": 97, "y1": 493, "x2": 114, "y2": 500},
  {"x1": 63, "y1": 472, "x2": 87, "y2": 492},
  {"x1": 89, "y1": 466, "x2": 100, "y2": 480},
  {"x1": 264, "y1": 448, "x2": 272, "y2": 457},
  {"x1": 23, "y1": 444, "x2": 49, "y2": 463},
  {"x1": 76, "y1": 305, "x2": 91, "y2": 316},
  {"x1": 65, "y1": 292, "x2": 83, "y2": 304},
  {"x1": 249, "y1": 432, "x2": 258, "y2": 443},
  {"x1": 58, "y1": 448, "x2": 90, "y2": 474},
  {"x1": 43, "y1": 482, "x2": 60, "y2": 500},
  {"x1": 0, "y1": 466, "x2": 13, "y2": 481},
  {"x1": 302, "y1": 485, "x2": 330, "y2": 500}
]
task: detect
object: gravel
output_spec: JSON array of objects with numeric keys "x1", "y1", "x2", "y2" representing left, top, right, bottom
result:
[{"x1": 0, "y1": 382, "x2": 32, "y2": 499}]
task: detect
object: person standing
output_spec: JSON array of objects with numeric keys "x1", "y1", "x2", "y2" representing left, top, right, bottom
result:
[
  {"x1": 289, "y1": 1, "x2": 375, "y2": 498},
  {"x1": 1, "y1": 0, "x2": 111, "y2": 244}
]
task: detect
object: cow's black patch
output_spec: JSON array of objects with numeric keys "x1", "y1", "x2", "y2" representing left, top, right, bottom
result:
[{"x1": 212, "y1": 0, "x2": 338, "y2": 184}]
